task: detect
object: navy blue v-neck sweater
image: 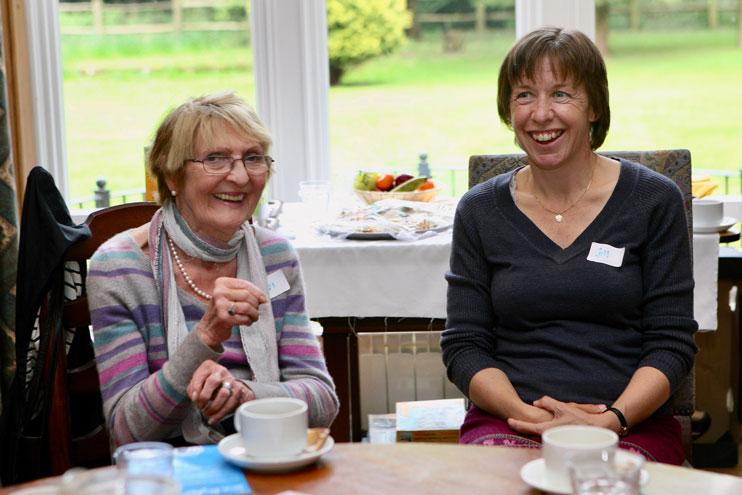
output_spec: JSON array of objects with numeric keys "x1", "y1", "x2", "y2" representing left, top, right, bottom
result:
[{"x1": 441, "y1": 159, "x2": 697, "y2": 412}]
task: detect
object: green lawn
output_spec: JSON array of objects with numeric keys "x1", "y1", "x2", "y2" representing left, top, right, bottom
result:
[{"x1": 61, "y1": 28, "x2": 742, "y2": 201}]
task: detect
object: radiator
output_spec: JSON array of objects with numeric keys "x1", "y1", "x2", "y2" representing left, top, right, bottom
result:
[{"x1": 358, "y1": 331, "x2": 464, "y2": 431}]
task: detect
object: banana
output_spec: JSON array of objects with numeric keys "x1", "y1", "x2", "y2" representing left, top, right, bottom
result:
[{"x1": 391, "y1": 177, "x2": 427, "y2": 192}]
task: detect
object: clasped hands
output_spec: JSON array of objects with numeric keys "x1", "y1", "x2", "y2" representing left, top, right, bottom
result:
[
  {"x1": 187, "y1": 360, "x2": 256, "y2": 425},
  {"x1": 507, "y1": 395, "x2": 617, "y2": 436},
  {"x1": 190, "y1": 277, "x2": 266, "y2": 425}
]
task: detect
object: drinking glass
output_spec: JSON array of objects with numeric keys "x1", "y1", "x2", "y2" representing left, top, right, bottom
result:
[
  {"x1": 568, "y1": 450, "x2": 645, "y2": 495},
  {"x1": 367, "y1": 413, "x2": 397, "y2": 444},
  {"x1": 298, "y1": 180, "x2": 331, "y2": 220},
  {"x1": 61, "y1": 468, "x2": 179, "y2": 495},
  {"x1": 113, "y1": 441, "x2": 174, "y2": 477}
]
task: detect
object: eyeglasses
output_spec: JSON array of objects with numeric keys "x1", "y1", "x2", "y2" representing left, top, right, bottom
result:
[{"x1": 187, "y1": 154, "x2": 274, "y2": 176}]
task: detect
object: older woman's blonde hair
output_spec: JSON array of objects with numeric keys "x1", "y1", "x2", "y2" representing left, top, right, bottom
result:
[{"x1": 148, "y1": 91, "x2": 273, "y2": 204}]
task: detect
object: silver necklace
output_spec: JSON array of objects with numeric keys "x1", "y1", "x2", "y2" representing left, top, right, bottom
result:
[
  {"x1": 168, "y1": 237, "x2": 212, "y2": 300},
  {"x1": 530, "y1": 165, "x2": 594, "y2": 223}
]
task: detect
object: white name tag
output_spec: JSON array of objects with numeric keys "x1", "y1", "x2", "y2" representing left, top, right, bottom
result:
[
  {"x1": 587, "y1": 242, "x2": 625, "y2": 268},
  {"x1": 266, "y1": 270, "x2": 290, "y2": 298}
]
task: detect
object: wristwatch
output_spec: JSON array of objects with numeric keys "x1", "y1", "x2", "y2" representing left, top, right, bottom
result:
[{"x1": 607, "y1": 406, "x2": 629, "y2": 437}]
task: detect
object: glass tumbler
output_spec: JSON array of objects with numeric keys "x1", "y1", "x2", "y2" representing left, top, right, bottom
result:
[
  {"x1": 113, "y1": 441, "x2": 175, "y2": 478},
  {"x1": 568, "y1": 450, "x2": 645, "y2": 495},
  {"x1": 61, "y1": 468, "x2": 179, "y2": 495}
]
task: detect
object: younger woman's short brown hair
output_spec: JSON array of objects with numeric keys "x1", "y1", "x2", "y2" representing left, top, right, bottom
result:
[{"x1": 497, "y1": 27, "x2": 610, "y2": 150}]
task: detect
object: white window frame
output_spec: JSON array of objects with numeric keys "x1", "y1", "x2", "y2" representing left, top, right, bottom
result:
[
  {"x1": 25, "y1": 0, "x2": 330, "y2": 203},
  {"x1": 516, "y1": 0, "x2": 595, "y2": 41},
  {"x1": 25, "y1": 0, "x2": 68, "y2": 199}
]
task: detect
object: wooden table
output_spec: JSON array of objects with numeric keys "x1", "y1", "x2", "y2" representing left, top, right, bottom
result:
[{"x1": 4, "y1": 443, "x2": 742, "y2": 495}]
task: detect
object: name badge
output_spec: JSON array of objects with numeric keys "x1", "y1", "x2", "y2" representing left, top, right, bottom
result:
[
  {"x1": 587, "y1": 242, "x2": 625, "y2": 268},
  {"x1": 266, "y1": 270, "x2": 290, "y2": 298}
]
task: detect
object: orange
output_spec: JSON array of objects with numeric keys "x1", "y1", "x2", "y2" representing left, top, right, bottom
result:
[
  {"x1": 376, "y1": 174, "x2": 394, "y2": 191},
  {"x1": 417, "y1": 180, "x2": 435, "y2": 191}
]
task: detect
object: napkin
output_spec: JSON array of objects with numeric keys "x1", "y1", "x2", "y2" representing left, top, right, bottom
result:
[{"x1": 692, "y1": 177, "x2": 719, "y2": 198}]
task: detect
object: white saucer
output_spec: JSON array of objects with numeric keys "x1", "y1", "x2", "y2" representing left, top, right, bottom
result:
[
  {"x1": 217, "y1": 433, "x2": 334, "y2": 473},
  {"x1": 520, "y1": 452, "x2": 650, "y2": 494},
  {"x1": 694, "y1": 216, "x2": 736, "y2": 233}
]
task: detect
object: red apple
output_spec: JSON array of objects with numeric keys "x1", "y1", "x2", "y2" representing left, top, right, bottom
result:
[{"x1": 394, "y1": 174, "x2": 414, "y2": 187}]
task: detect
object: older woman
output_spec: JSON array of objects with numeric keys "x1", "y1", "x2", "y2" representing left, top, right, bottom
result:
[
  {"x1": 88, "y1": 91, "x2": 338, "y2": 446},
  {"x1": 441, "y1": 28, "x2": 696, "y2": 465}
]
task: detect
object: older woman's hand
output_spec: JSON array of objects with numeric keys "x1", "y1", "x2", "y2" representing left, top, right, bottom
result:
[
  {"x1": 507, "y1": 395, "x2": 609, "y2": 435},
  {"x1": 187, "y1": 360, "x2": 256, "y2": 425},
  {"x1": 196, "y1": 276, "x2": 268, "y2": 349}
]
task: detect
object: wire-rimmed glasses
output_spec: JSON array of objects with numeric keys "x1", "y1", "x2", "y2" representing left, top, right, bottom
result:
[{"x1": 188, "y1": 154, "x2": 274, "y2": 176}]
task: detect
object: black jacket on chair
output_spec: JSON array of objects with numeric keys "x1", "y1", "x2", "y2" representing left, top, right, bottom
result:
[{"x1": 0, "y1": 166, "x2": 91, "y2": 483}]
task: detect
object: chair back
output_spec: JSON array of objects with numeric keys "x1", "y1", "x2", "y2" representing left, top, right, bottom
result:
[
  {"x1": 468, "y1": 149, "x2": 695, "y2": 456},
  {"x1": 46, "y1": 202, "x2": 159, "y2": 475},
  {"x1": 469, "y1": 150, "x2": 693, "y2": 240}
]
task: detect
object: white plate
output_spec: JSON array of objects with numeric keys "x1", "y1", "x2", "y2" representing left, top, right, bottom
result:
[
  {"x1": 693, "y1": 216, "x2": 736, "y2": 233},
  {"x1": 217, "y1": 433, "x2": 334, "y2": 473},
  {"x1": 520, "y1": 452, "x2": 650, "y2": 495}
]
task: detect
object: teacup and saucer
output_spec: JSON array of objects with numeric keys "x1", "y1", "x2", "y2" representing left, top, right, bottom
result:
[
  {"x1": 217, "y1": 397, "x2": 334, "y2": 473},
  {"x1": 520, "y1": 425, "x2": 648, "y2": 494},
  {"x1": 692, "y1": 198, "x2": 736, "y2": 233}
]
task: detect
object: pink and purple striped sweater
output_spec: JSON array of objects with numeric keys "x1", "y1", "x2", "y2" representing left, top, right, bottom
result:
[{"x1": 87, "y1": 226, "x2": 338, "y2": 447}]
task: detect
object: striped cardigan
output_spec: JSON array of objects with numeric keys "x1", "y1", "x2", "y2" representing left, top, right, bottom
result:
[{"x1": 87, "y1": 226, "x2": 338, "y2": 446}]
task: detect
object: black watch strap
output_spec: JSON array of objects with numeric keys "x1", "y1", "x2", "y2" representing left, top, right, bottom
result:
[{"x1": 607, "y1": 406, "x2": 629, "y2": 437}]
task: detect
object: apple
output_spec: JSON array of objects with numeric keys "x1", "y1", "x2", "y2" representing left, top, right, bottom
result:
[{"x1": 394, "y1": 173, "x2": 414, "y2": 188}]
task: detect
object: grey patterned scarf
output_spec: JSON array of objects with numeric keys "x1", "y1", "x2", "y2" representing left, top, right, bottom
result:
[{"x1": 149, "y1": 201, "x2": 280, "y2": 443}]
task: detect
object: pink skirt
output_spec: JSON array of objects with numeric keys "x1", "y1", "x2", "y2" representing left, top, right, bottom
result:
[{"x1": 460, "y1": 404, "x2": 686, "y2": 465}]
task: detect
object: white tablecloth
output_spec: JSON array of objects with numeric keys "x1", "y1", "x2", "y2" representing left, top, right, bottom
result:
[
  {"x1": 279, "y1": 203, "x2": 718, "y2": 330},
  {"x1": 279, "y1": 203, "x2": 450, "y2": 318}
]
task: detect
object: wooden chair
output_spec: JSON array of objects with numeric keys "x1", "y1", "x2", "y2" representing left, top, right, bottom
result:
[
  {"x1": 468, "y1": 149, "x2": 696, "y2": 458},
  {"x1": 45, "y1": 202, "x2": 159, "y2": 474}
]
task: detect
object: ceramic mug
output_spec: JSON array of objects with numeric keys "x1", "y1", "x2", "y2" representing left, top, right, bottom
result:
[
  {"x1": 692, "y1": 198, "x2": 723, "y2": 228},
  {"x1": 234, "y1": 397, "x2": 308, "y2": 458},
  {"x1": 541, "y1": 425, "x2": 619, "y2": 486}
]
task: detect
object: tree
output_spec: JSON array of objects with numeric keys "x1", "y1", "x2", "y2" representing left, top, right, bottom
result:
[{"x1": 327, "y1": 0, "x2": 412, "y2": 85}]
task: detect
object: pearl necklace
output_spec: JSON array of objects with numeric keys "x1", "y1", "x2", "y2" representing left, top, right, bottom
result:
[
  {"x1": 168, "y1": 237, "x2": 212, "y2": 300},
  {"x1": 531, "y1": 165, "x2": 594, "y2": 223}
]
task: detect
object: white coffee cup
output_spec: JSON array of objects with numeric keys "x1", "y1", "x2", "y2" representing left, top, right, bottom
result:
[
  {"x1": 234, "y1": 397, "x2": 308, "y2": 458},
  {"x1": 542, "y1": 425, "x2": 619, "y2": 486},
  {"x1": 692, "y1": 198, "x2": 723, "y2": 229}
]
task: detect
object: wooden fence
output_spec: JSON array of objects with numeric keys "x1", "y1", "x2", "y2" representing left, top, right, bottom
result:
[
  {"x1": 59, "y1": 0, "x2": 249, "y2": 36},
  {"x1": 60, "y1": 1, "x2": 740, "y2": 37}
]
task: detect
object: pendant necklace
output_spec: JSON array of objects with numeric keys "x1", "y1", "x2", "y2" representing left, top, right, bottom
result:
[{"x1": 530, "y1": 164, "x2": 594, "y2": 223}]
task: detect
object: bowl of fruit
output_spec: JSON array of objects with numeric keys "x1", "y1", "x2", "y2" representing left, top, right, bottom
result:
[{"x1": 353, "y1": 171, "x2": 439, "y2": 204}]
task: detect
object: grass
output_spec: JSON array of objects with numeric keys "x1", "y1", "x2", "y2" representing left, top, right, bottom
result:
[{"x1": 61, "y1": 28, "x2": 742, "y2": 200}]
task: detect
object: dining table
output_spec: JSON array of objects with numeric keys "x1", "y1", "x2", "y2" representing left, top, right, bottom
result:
[
  {"x1": 4, "y1": 443, "x2": 742, "y2": 495},
  {"x1": 279, "y1": 199, "x2": 720, "y2": 328}
]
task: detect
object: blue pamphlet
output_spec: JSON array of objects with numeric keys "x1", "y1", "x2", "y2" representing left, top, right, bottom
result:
[{"x1": 174, "y1": 445, "x2": 252, "y2": 495}]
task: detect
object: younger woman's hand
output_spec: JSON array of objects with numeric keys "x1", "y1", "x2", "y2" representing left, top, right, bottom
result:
[
  {"x1": 507, "y1": 395, "x2": 608, "y2": 435},
  {"x1": 196, "y1": 277, "x2": 268, "y2": 349}
]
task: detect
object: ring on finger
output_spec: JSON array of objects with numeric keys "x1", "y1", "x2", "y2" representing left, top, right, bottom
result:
[
  {"x1": 221, "y1": 380, "x2": 234, "y2": 397},
  {"x1": 227, "y1": 303, "x2": 237, "y2": 316}
]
